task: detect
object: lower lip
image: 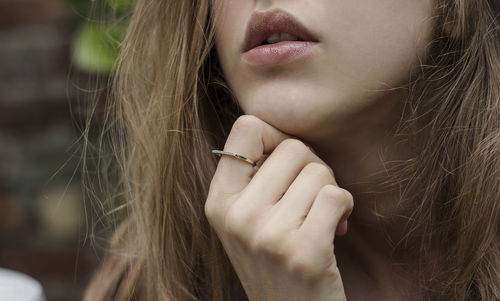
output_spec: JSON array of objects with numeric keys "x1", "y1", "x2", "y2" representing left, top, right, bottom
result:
[{"x1": 242, "y1": 41, "x2": 318, "y2": 67}]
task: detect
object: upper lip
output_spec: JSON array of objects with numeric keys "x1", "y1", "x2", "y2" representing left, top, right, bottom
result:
[{"x1": 242, "y1": 9, "x2": 319, "y2": 53}]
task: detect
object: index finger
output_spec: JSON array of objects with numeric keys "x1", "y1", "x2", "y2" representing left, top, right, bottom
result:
[{"x1": 211, "y1": 115, "x2": 292, "y2": 196}]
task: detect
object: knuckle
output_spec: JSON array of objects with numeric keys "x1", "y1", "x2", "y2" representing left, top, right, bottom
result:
[
  {"x1": 204, "y1": 200, "x2": 217, "y2": 221},
  {"x1": 325, "y1": 265, "x2": 342, "y2": 283},
  {"x1": 205, "y1": 185, "x2": 229, "y2": 224},
  {"x1": 303, "y1": 162, "x2": 333, "y2": 179},
  {"x1": 319, "y1": 185, "x2": 354, "y2": 210},
  {"x1": 231, "y1": 115, "x2": 262, "y2": 136},
  {"x1": 319, "y1": 184, "x2": 344, "y2": 199},
  {"x1": 251, "y1": 230, "x2": 281, "y2": 255},
  {"x1": 287, "y1": 253, "x2": 322, "y2": 280},
  {"x1": 341, "y1": 188, "x2": 354, "y2": 209},
  {"x1": 280, "y1": 138, "x2": 306, "y2": 151},
  {"x1": 224, "y1": 206, "x2": 251, "y2": 239},
  {"x1": 277, "y1": 138, "x2": 308, "y2": 158},
  {"x1": 327, "y1": 165, "x2": 335, "y2": 177},
  {"x1": 251, "y1": 229, "x2": 288, "y2": 259}
]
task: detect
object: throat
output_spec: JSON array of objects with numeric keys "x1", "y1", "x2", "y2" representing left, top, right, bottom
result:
[{"x1": 334, "y1": 224, "x2": 425, "y2": 301}]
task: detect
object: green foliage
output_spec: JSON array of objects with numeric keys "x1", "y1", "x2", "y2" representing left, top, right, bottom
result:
[
  {"x1": 72, "y1": 21, "x2": 127, "y2": 73},
  {"x1": 63, "y1": 0, "x2": 91, "y2": 16},
  {"x1": 106, "y1": 0, "x2": 134, "y2": 11},
  {"x1": 64, "y1": 0, "x2": 134, "y2": 73}
]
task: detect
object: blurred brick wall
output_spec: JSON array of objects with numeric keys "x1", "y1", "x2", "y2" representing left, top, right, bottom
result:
[{"x1": 0, "y1": 1, "x2": 104, "y2": 300}]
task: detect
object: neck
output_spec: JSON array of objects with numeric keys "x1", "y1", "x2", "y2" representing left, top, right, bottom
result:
[
  {"x1": 303, "y1": 89, "x2": 424, "y2": 297},
  {"x1": 304, "y1": 89, "x2": 412, "y2": 235}
]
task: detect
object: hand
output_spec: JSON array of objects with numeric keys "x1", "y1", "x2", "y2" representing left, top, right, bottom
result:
[{"x1": 205, "y1": 115, "x2": 354, "y2": 301}]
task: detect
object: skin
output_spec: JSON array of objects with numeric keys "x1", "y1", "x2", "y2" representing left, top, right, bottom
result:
[{"x1": 208, "y1": 0, "x2": 437, "y2": 299}]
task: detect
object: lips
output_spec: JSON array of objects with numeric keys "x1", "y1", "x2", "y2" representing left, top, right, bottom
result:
[{"x1": 242, "y1": 9, "x2": 319, "y2": 53}]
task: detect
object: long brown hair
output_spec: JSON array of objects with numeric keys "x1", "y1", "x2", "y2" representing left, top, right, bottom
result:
[{"x1": 83, "y1": 0, "x2": 500, "y2": 300}]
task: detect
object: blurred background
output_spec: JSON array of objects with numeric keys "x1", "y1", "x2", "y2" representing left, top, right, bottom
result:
[{"x1": 0, "y1": 0, "x2": 132, "y2": 300}]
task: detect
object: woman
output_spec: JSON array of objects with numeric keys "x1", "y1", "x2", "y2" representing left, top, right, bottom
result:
[{"x1": 84, "y1": 0, "x2": 500, "y2": 300}]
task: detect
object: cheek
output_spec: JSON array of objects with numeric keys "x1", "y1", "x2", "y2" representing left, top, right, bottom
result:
[
  {"x1": 318, "y1": 0, "x2": 435, "y2": 83},
  {"x1": 212, "y1": 0, "x2": 249, "y2": 51}
]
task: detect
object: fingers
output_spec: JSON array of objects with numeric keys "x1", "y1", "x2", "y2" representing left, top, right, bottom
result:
[
  {"x1": 205, "y1": 115, "x2": 290, "y2": 219},
  {"x1": 239, "y1": 138, "x2": 335, "y2": 208},
  {"x1": 273, "y1": 162, "x2": 337, "y2": 227},
  {"x1": 299, "y1": 185, "x2": 354, "y2": 245},
  {"x1": 209, "y1": 115, "x2": 291, "y2": 202}
]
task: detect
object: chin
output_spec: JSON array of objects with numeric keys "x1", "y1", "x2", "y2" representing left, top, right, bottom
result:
[
  {"x1": 241, "y1": 102, "x2": 315, "y2": 141},
  {"x1": 235, "y1": 82, "x2": 350, "y2": 141}
]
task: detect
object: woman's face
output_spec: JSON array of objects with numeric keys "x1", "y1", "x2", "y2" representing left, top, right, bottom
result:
[{"x1": 212, "y1": 0, "x2": 435, "y2": 142}]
